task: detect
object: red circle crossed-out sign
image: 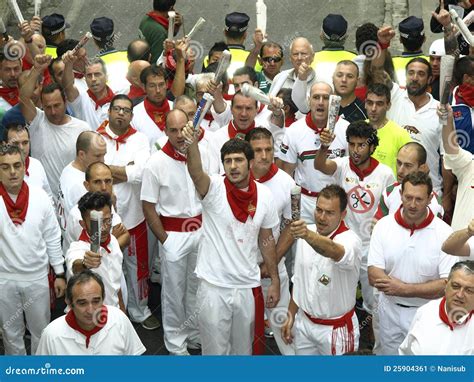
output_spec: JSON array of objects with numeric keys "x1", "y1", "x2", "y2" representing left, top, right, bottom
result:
[{"x1": 347, "y1": 186, "x2": 375, "y2": 213}]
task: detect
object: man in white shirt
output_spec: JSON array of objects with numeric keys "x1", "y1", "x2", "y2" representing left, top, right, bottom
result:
[
  {"x1": 183, "y1": 128, "x2": 280, "y2": 355},
  {"x1": 19, "y1": 54, "x2": 91, "y2": 198},
  {"x1": 57, "y1": 131, "x2": 107, "y2": 227},
  {"x1": 37, "y1": 271, "x2": 145, "y2": 355},
  {"x1": 0, "y1": 54, "x2": 21, "y2": 120},
  {"x1": 281, "y1": 184, "x2": 362, "y2": 355},
  {"x1": 442, "y1": 220, "x2": 474, "y2": 261},
  {"x1": 0, "y1": 144, "x2": 66, "y2": 355},
  {"x1": 399, "y1": 260, "x2": 474, "y2": 355},
  {"x1": 96, "y1": 94, "x2": 158, "y2": 331},
  {"x1": 247, "y1": 127, "x2": 296, "y2": 355},
  {"x1": 279, "y1": 82, "x2": 349, "y2": 223},
  {"x1": 368, "y1": 171, "x2": 458, "y2": 355}
]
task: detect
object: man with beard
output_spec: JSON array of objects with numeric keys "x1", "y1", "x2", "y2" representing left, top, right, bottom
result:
[{"x1": 314, "y1": 121, "x2": 394, "y2": 316}]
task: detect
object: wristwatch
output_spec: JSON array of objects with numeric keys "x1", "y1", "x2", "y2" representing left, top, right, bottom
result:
[{"x1": 56, "y1": 273, "x2": 66, "y2": 280}]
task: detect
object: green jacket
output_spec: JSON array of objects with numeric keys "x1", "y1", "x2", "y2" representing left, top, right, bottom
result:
[{"x1": 139, "y1": 15, "x2": 167, "y2": 64}]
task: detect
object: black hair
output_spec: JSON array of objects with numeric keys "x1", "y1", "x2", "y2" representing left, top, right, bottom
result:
[
  {"x1": 140, "y1": 64, "x2": 167, "y2": 86},
  {"x1": 406, "y1": 57, "x2": 432, "y2": 78},
  {"x1": 366, "y1": 83, "x2": 391, "y2": 103},
  {"x1": 318, "y1": 184, "x2": 348, "y2": 212},
  {"x1": 220, "y1": 138, "x2": 254, "y2": 164},
  {"x1": 233, "y1": 66, "x2": 258, "y2": 84},
  {"x1": 153, "y1": 0, "x2": 176, "y2": 12},
  {"x1": 345, "y1": 120, "x2": 379, "y2": 148},
  {"x1": 401, "y1": 171, "x2": 433, "y2": 196},
  {"x1": 66, "y1": 270, "x2": 106, "y2": 303},
  {"x1": 454, "y1": 56, "x2": 474, "y2": 86}
]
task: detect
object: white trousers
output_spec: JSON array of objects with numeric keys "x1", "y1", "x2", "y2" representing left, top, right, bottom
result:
[
  {"x1": 293, "y1": 310, "x2": 360, "y2": 355},
  {"x1": 261, "y1": 269, "x2": 295, "y2": 355},
  {"x1": 197, "y1": 280, "x2": 255, "y2": 355},
  {"x1": 377, "y1": 294, "x2": 418, "y2": 355},
  {"x1": 160, "y1": 230, "x2": 200, "y2": 354},
  {"x1": 359, "y1": 248, "x2": 375, "y2": 313},
  {"x1": 0, "y1": 278, "x2": 50, "y2": 355}
]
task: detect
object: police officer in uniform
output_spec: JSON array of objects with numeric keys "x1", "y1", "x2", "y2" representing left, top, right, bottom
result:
[{"x1": 41, "y1": 13, "x2": 70, "y2": 59}]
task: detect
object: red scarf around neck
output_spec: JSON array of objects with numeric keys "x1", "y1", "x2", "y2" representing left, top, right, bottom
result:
[
  {"x1": 87, "y1": 86, "x2": 115, "y2": 110},
  {"x1": 224, "y1": 175, "x2": 258, "y2": 223},
  {"x1": 203, "y1": 112, "x2": 214, "y2": 122},
  {"x1": 394, "y1": 206, "x2": 434, "y2": 236},
  {"x1": 349, "y1": 157, "x2": 379, "y2": 181},
  {"x1": 255, "y1": 163, "x2": 278, "y2": 183},
  {"x1": 228, "y1": 120, "x2": 256, "y2": 139},
  {"x1": 146, "y1": 11, "x2": 169, "y2": 29},
  {"x1": 0, "y1": 181, "x2": 29, "y2": 225},
  {"x1": 285, "y1": 115, "x2": 296, "y2": 127},
  {"x1": 144, "y1": 98, "x2": 170, "y2": 131},
  {"x1": 329, "y1": 220, "x2": 350, "y2": 239},
  {"x1": 74, "y1": 71, "x2": 85, "y2": 79},
  {"x1": 128, "y1": 84, "x2": 146, "y2": 100},
  {"x1": 455, "y1": 84, "x2": 474, "y2": 108},
  {"x1": 97, "y1": 120, "x2": 137, "y2": 150},
  {"x1": 305, "y1": 113, "x2": 324, "y2": 134},
  {"x1": 439, "y1": 296, "x2": 473, "y2": 331},
  {"x1": 0, "y1": 86, "x2": 19, "y2": 106},
  {"x1": 65, "y1": 305, "x2": 108, "y2": 348},
  {"x1": 24, "y1": 156, "x2": 30, "y2": 177},
  {"x1": 161, "y1": 140, "x2": 187, "y2": 162},
  {"x1": 79, "y1": 228, "x2": 112, "y2": 253}
]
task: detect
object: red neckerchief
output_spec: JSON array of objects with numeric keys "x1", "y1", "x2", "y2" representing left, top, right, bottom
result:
[
  {"x1": 227, "y1": 120, "x2": 256, "y2": 139},
  {"x1": 257, "y1": 102, "x2": 265, "y2": 114},
  {"x1": 224, "y1": 175, "x2": 258, "y2": 223},
  {"x1": 0, "y1": 86, "x2": 19, "y2": 106},
  {"x1": 74, "y1": 71, "x2": 85, "y2": 79},
  {"x1": 79, "y1": 228, "x2": 112, "y2": 253},
  {"x1": 128, "y1": 84, "x2": 146, "y2": 99},
  {"x1": 144, "y1": 98, "x2": 170, "y2": 131},
  {"x1": 439, "y1": 296, "x2": 473, "y2": 331},
  {"x1": 24, "y1": 156, "x2": 30, "y2": 176},
  {"x1": 285, "y1": 115, "x2": 296, "y2": 127},
  {"x1": 255, "y1": 163, "x2": 278, "y2": 183},
  {"x1": 0, "y1": 181, "x2": 29, "y2": 225},
  {"x1": 65, "y1": 305, "x2": 108, "y2": 348},
  {"x1": 223, "y1": 93, "x2": 233, "y2": 101},
  {"x1": 204, "y1": 113, "x2": 214, "y2": 122},
  {"x1": 22, "y1": 59, "x2": 52, "y2": 85},
  {"x1": 97, "y1": 120, "x2": 137, "y2": 150},
  {"x1": 329, "y1": 220, "x2": 350, "y2": 239},
  {"x1": 305, "y1": 113, "x2": 324, "y2": 134},
  {"x1": 146, "y1": 11, "x2": 169, "y2": 29},
  {"x1": 161, "y1": 140, "x2": 187, "y2": 162},
  {"x1": 349, "y1": 157, "x2": 379, "y2": 181},
  {"x1": 394, "y1": 206, "x2": 435, "y2": 236},
  {"x1": 87, "y1": 86, "x2": 115, "y2": 110},
  {"x1": 455, "y1": 84, "x2": 474, "y2": 108}
]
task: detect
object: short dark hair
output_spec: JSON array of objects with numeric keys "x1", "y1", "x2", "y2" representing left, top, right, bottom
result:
[
  {"x1": 85, "y1": 162, "x2": 111, "y2": 182},
  {"x1": 140, "y1": 64, "x2": 166, "y2": 86},
  {"x1": 346, "y1": 120, "x2": 379, "y2": 148},
  {"x1": 110, "y1": 94, "x2": 133, "y2": 109},
  {"x1": 259, "y1": 41, "x2": 284, "y2": 58},
  {"x1": 221, "y1": 138, "x2": 254, "y2": 164},
  {"x1": 48, "y1": 57, "x2": 63, "y2": 82},
  {"x1": 277, "y1": 88, "x2": 298, "y2": 115},
  {"x1": 41, "y1": 82, "x2": 66, "y2": 102},
  {"x1": 366, "y1": 83, "x2": 391, "y2": 103},
  {"x1": 399, "y1": 142, "x2": 427, "y2": 165},
  {"x1": 3, "y1": 123, "x2": 29, "y2": 143},
  {"x1": 448, "y1": 260, "x2": 474, "y2": 279},
  {"x1": 225, "y1": 29, "x2": 245, "y2": 41},
  {"x1": 78, "y1": 191, "x2": 112, "y2": 221},
  {"x1": 0, "y1": 52, "x2": 21, "y2": 65},
  {"x1": 0, "y1": 142, "x2": 24, "y2": 163},
  {"x1": 454, "y1": 56, "x2": 474, "y2": 86},
  {"x1": 153, "y1": 0, "x2": 176, "y2": 12},
  {"x1": 127, "y1": 39, "x2": 151, "y2": 62},
  {"x1": 207, "y1": 41, "x2": 228, "y2": 60},
  {"x1": 355, "y1": 23, "x2": 378, "y2": 54},
  {"x1": 56, "y1": 39, "x2": 79, "y2": 58},
  {"x1": 401, "y1": 171, "x2": 433, "y2": 196},
  {"x1": 406, "y1": 57, "x2": 432, "y2": 78},
  {"x1": 336, "y1": 60, "x2": 359, "y2": 78},
  {"x1": 231, "y1": 90, "x2": 258, "y2": 109},
  {"x1": 66, "y1": 270, "x2": 106, "y2": 303},
  {"x1": 401, "y1": 35, "x2": 424, "y2": 53},
  {"x1": 245, "y1": 127, "x2": 273, "y2": 144},
  {"x1": 318, "y1": 184, "x2": 348, "y2": 212},
  {"x1": 233, "y1": 66, "x2": 258, "y2": 84}
]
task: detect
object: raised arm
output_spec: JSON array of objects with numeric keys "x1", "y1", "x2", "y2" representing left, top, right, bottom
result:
[
  {"x1": 442, "y1": 220, "x2": 474, "y2": 257},
  {"x1": 61, "y1": 50, "x2": 80, "y2": 102},
  {"x1": 245, "y1": 28, "x2": 264, "y2": 69}
]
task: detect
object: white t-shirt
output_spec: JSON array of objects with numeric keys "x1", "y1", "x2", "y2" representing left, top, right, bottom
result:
[
  {"x1": 65, "y1": 236, "x2": 123, "y2": 308},
  {"x1": 68, "y1": 88, "x2": 110, "y2": 130},
  {"x1": 387, "y1": 85, "x2": 443, "y2": 193},
  {"x1": 36, "y1": 305, "x2": 145, "y2": 355},
  {"x1": 399, "y1": 298, "x2": 474, "y2": 355},
  {"x1": 368, "y1": 211, "x2": 458, "y2": 307},
  {"x1": 28, "y1": 109, "x2": 91, "y2": 198},
  {"x1": 292, "y1": 224, "x2": 362, "y2": 318},
  {"x1": 195, "y1": 175, "x2": 279, "y2": 288},
  {"x1": 279, "y1": 117, "x2": 349, "y2": 193},
  {"x1": 57, "y1": 162, "x2": 87, "y2": 229},
  {"x1": 25, "y1": 156, "x2": 53, "y2": 202},
  {"x1": 333, "y1": 157, "x2": 395, "y2": 248}
]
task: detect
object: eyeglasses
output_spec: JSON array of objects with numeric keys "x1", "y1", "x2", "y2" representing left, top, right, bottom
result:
[
  {"x1": 261, "y1": 56, "x2": 282, "y2": 63},
  {"x1": 111, "y1": 106, "x2": 132, "y2": 115}
]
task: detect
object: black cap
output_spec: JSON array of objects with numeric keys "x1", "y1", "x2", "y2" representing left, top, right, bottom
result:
[
  {"x1": 322, "y1": 14, "x2": 348, "y2": 41},
  {"x1": 90, "y1": 17, "x2": 114, "y2": 42},
  {"x1": 225, "y1": 12, "x2": 250, "y2": 33},
  {"x1": 399, "y1": 16, "x2": 424, "y2": 39},
  {"x1": 42, "y1": 13, "x2": 70, "y2": 35}
]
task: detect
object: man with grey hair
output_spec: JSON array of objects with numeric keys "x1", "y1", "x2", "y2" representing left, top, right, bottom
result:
[{"x1": 399, "y1": 261, "x2": 473, "y2": 355}]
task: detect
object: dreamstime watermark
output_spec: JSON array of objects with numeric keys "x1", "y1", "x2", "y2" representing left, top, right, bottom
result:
[
  {"x1": 4, "y1": 363, "x2": 85, "y2": 376},
  {"x1": 3, "y1": 297, "x2": 34, "y2": 329}
]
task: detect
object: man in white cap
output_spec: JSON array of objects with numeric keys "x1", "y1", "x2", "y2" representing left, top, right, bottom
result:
[{"x1": 428, "y1": 39, "x2": 445, "y2": 101}]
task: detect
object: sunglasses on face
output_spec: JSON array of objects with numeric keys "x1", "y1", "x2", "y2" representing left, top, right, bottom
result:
[{"x1": 261, "y1": 56, "x2": 282, "y2": 63}]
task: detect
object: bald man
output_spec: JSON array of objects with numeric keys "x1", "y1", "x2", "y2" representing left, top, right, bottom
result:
[{"x1": 127, "y1": 60, "x2": 150, "y2": 106}]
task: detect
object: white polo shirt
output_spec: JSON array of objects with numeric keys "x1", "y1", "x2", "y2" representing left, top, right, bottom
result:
[
  {"x1": 368, "y1": 210, "x2": 458, "y2": 307},
  {"x1": 65, "y1": 235, "x2": 123, "y2": 308},
  {"x1": 57, "y1": 162, "x2": 87, "y2": 229},
  {"x1": 292, "y1": 223, "x2": 362, "y2": 318},
  {"x1": 399, "y1": 298, "x2": 474, "y2": 355},
  {"x1": 99, "y1": 124, "x2": 150, "y2": 229},
  {"x1": 68, "y1": 88, "x2": 111, "y2": 130},
  {"x1": 333, "y1": 157, "x2": 395, "y2": 248},
  {"x1": 131, "y1": 99, "x2": 173, "y2": 148},
  {"x1": 279, "y1": 117, "x2": 349, "y2": 194},
  {"x1": 25, "y1": 156, "x2": 53, "y2": 202},
  {"x1": 387, "y1": 85, "x2": 443, "y2": 193},
  {"x1": 0, "y1": 185, "x2": 64, "y2": 282},
  {"x1": 195, "y1": 175, "x2": 279, "y2": 288},
  {"x1": 36, "y1": 305, "x2": 146, "y2": 355}
]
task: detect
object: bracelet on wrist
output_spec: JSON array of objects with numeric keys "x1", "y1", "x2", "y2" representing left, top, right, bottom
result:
[{"x1": 378, "y1": 41, "x2": 390, "y2": 50}]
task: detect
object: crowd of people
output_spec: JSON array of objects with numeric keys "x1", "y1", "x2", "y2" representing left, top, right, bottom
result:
[{"x1": 0, "y1": 0, "x2": 473, "y2": 356}]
